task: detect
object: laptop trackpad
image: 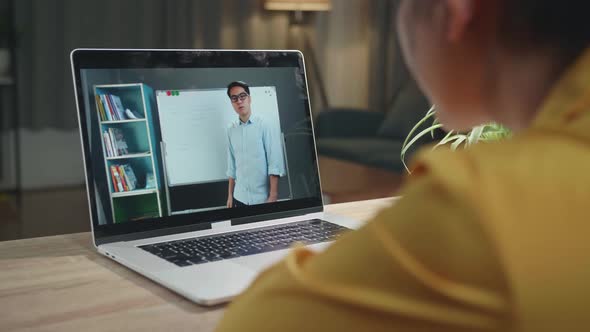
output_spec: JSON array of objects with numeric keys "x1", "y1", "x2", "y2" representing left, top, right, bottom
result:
[{"x1": 153, "y1": 261, "x2": 257, "y2": 304}]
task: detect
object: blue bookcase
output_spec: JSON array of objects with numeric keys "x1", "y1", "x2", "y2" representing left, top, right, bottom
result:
[{"x1": 93, "y1": 83, "x2": 165, "y2": 223}]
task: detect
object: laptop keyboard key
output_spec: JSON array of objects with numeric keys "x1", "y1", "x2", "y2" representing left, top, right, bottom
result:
[
  {"x1": 188, "y1": 257, "x2": 208, "y2": 265},
  {"x1": 170, "y1": 259, "x2": 191, "y2": 267}
]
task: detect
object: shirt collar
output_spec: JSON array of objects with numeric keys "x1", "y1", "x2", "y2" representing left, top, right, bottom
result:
[
  {"x1": 530, "y1": 48, "x2": 590, "y2": 137},
  {"x1": 239, "y1": 115, "x2": 256, "y2": 125}
]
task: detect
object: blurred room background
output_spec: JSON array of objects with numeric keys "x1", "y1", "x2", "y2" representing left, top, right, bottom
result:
[{"x1": 0, "y1": 0, "x2": 435, "y2": 240}]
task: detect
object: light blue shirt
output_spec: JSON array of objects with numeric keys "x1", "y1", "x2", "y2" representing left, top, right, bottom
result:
[{"x1": 226, "y1": 115, "x2": 285, "y2": 205}]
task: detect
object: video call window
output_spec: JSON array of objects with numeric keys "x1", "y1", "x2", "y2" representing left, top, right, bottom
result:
[{"x1": 80, "y1": 67, "x2": 320, "y2": 226}]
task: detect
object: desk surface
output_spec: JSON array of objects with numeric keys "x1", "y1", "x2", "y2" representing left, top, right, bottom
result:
[{"x1": 0, "y1": 198, "x2": 394, "y2": 332}]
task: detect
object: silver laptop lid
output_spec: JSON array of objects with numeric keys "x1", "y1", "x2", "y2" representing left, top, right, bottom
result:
[{"x1": 71, "y1": 49, "x2": 323, "y2": 246}]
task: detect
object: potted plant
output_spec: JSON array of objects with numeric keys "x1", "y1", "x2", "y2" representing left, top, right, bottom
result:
[{"x1": 401, "y1": 105, "x2": 512, "y2": 172}]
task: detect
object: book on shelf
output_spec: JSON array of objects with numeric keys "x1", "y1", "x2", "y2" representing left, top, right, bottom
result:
[
  {"x1": 111, "y1": 95, "x2": 126, "y2": 120},
  {"x1": 109, "y1": 165, "x2": 117, "y2": 191},
  {"x1": 95, "y1": 93, "x2": 123, "y2": 121},
  {"x1": 99, "y1": 94, "x2": 113, "y2": 121},
  {"x1": 106, "y1": 95, "x2": 119, "y2": 120},
  {"x1": 110, "y1": 165, "x2": 124, "y2": 192},
  {"x1": 107, "y1": 129, "x2": 115, "y2": 156},
  {"x1": 102, "y1": 128, "x2": 129, "y2": 157},
  {"x1": 117, "y1": 166, "x2": 129, "y2": 191},
  {"x1": 111, "y1": 128, "x2": 129, "y2": 156},
  {"x1": 103, "y1": 129, "x2": 114, "y2": 157},
  {"x1": 103, "y1": 131, "x2": 113, "y2": 157},
  {"x1": 109, "y1": 163, "x2": 139, "y2": 193},
  {"x1": 95, "y1": 95, "x2": 106, "y2": 121},
  {"x1": 106, "y1": 95, "x2": 120, "y2": 120},
  {"x1": 122, "y1": 164, "x2": 138, "y2": 190},
  {"x1": 96, "y1": 92, "x2": 144, "y2": 122}
]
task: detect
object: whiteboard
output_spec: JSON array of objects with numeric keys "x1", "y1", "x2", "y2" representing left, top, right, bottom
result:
[{"x1": 156, "y1": 86, "x2": 283, "y2": 186}]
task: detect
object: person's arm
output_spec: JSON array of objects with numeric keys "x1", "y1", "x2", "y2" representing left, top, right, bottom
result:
[
  {"x1": 266, "y1": 175, "x2": 279, "y2": 203},
  {"x1": 227, "y1": 177, "x2": 235, "y2": 208},
  {"x1": 216, "y1": 160, "x2": 512, "y2": 331},
  {"x1": 262, "y1": 122, "x2": 286, "y2": 179}
]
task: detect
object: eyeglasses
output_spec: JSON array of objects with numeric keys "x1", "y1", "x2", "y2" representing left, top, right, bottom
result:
[{"x1": 230, "y1": 92, "x2": 249, "y2": 103}]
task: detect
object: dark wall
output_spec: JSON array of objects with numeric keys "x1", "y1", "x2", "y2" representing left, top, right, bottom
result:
[{"x1": 82, "y1": 67, "x2": 319, "y2": 224}]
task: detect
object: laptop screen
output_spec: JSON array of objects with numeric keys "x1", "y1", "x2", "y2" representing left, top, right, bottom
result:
[{"x1": 71, "y1": 50, "x2": 323, "y2": 243}]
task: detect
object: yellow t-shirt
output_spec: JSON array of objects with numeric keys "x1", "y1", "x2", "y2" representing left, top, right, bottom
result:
[{"x1": 216, "y1": 50, "x2": 590, "y2": 332}]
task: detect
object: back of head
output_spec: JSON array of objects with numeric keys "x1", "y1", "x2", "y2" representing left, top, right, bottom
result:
[{"x1": 397, "y1": 0, "x2": 590, "y2": 131}]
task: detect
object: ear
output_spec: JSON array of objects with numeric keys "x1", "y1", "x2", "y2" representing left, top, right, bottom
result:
[{"x1": 445, "y1": 0, "x2": 477, "y2": 42}]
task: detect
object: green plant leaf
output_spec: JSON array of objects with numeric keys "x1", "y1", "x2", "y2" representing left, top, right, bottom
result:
[
  {"x1": 400, "y1": 107, "x2": 512, "y2": 173},
  {"x1": 400, "y1": 123, "x2": 444, "y2": 173},
  {"x1": 450, "y1": 135, "x2": 467, "y2": 150},
  {"x1": 431, "y1": 117, "x2": 440, "y2": 138},
  {"x1": 466, "y1": 125, "x2": 485, "y2": 147},
  {"x1": 402, "y1": 105, "x2": 437, "y2": 150},
  {"x1": 433, "y1": 133, "x2": 470, "y2": 149},
  {"x1": 433, "y1": 130, "x2": 454, "y2": 148},
  {"x1": 401, "y1": 123, "x2": 444, "y2": 157}
]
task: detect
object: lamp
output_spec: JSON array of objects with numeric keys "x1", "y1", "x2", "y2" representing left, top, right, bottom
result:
[
  {"x1": 264, "y1": 0, "x2": 331, "y2": 12},
  {"x1": 264, "y1": 0, "x2": 331, "y2": 111}
]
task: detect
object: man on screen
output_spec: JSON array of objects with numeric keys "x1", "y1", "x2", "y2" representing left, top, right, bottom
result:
[{"x1": 226, "y1": 81, "x2": 285, "y2": 208}]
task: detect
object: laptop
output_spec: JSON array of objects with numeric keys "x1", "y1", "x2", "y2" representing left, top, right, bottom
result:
[{"x1": 70, "y1": 49, "x2": 361, "y2": 306}]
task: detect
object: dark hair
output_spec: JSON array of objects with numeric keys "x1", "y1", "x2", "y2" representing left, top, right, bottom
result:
[
  {"x1": 501, "y1": 1, "x2": 590, "y2": 55},
  {"x1": 227, "y1": 81, "x2": 250, "y2": 97}
]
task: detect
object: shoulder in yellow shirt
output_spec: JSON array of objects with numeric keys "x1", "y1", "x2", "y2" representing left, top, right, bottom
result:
[{"x1": 216, "y1": 49, "x2": 590, "y2": 332}]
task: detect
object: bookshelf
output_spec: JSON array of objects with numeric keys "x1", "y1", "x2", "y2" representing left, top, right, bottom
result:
[{"x1": 93, "y1": 83, "x2": 165, "y2": 224}]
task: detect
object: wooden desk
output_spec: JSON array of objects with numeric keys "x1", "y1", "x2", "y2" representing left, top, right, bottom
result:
[{"x1": 0, "y1": 198, "x2": 395, "y2": 331}]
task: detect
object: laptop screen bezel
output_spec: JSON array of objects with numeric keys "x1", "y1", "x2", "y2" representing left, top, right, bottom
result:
[{"x1": 71, "y1": 49, "x2": 324, "y2": 245}]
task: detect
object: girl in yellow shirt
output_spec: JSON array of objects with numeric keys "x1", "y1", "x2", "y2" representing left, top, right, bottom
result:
[{"x1": 217, "y1": 1, "x2": 590, "y2": 331}]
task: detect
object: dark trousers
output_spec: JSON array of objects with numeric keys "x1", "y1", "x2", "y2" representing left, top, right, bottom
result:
[{"x1": 232, "y1": 197, "x2": 247, "y2": 208}]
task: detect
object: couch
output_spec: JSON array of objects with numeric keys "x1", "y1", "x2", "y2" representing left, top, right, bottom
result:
[{"x1": 314, "y1": 79, "x2": 443, "y2": 174}]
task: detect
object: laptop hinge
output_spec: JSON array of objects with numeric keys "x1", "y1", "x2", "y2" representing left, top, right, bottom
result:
[
  {"x1": 211, "y1": 220, "x2": 232, "y2": 230},
  {"x1": 231, "y1": 206, "x2": 323, "y2": 226}
]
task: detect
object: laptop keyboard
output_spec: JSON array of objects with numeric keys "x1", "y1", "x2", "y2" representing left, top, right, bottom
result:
[{"x1": 138, "y1": 219, "x2": 348, "y2": 267}]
